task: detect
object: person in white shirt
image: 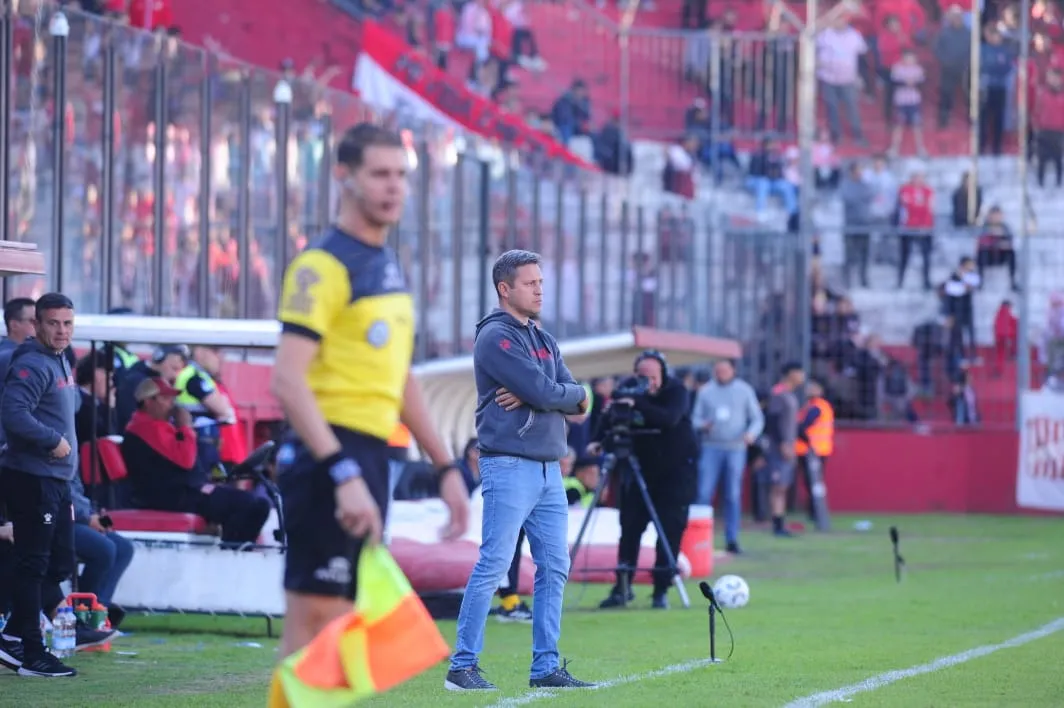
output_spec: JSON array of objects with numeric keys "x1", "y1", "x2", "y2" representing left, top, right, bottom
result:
[
  {"x1": 816, "y1": 17, "x2": 867, "y2": 145},
  {"x1": 457, "y1": 0, "x2": 494, "y2": 65}
]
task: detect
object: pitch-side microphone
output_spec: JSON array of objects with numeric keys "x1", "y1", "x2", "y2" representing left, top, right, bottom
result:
[
  {"x1": 889, "y1": 526, "x2": 905, "y2": 583},
  {"x1": 698, "y1": 581, "x2": 724, "y2": 663}
]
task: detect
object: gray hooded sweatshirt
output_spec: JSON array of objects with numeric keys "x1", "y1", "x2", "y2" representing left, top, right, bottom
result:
[{"x1": 472, "y1": 310, "x2": 586, "y2": 462}]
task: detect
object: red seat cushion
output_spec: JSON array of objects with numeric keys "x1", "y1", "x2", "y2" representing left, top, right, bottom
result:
[{"x1": 107, "y1": 510, "x2": 208, "y2": 534}]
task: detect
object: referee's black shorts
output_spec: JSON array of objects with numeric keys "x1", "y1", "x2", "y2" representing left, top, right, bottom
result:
[{"x1": 277, "y1": 426, "x2": 390, "y2": 600}]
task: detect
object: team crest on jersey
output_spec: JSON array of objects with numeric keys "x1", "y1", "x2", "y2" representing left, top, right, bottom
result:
[{"x1": 367, "y1": 320, "x2": 391, "y2": 349}]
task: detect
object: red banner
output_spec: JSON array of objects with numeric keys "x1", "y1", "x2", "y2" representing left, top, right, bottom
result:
[{"x1": 359, "y1": 20, "x2": 595, "y2": 170}]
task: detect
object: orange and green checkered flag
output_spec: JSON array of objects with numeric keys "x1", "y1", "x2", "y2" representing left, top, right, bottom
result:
[{"x1": 268, "y1": 545, "x2": 450, "y2": 708}]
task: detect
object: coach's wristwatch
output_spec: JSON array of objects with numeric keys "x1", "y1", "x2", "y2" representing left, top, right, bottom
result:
[{"x1": 322, "y1": 452, "x2": 362, "y2": 486}]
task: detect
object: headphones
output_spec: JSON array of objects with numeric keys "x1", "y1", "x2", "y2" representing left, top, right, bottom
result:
[{"x1": 634, "y1": 349, "x2": 670, "y2": 380}]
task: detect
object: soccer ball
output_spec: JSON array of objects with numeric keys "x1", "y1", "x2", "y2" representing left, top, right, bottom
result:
[{"x1": 712, "y1": 574, "x2": 750, "y2": 609}]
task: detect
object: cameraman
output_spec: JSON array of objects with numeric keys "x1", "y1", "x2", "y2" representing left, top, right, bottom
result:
[{"x1": 596, "y1": 351, "x2": 698, "y2": 610}]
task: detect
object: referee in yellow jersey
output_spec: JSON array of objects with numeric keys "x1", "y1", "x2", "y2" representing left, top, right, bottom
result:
[{"x1": 270, "y1": 123, "x2": 470, "y2": 660}]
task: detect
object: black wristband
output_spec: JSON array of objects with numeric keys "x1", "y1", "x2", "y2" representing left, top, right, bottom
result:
[
  {"x1": 436, "y1": 462, "x2": 462, "y2": 480},
  {"x1": 319, "y1": 451, "x2": 346, "y2": 471}
]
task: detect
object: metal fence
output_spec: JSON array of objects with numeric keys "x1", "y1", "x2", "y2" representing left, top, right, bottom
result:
[{"x1": 0, "y1": 2, "x2": 807, "y2": 377}]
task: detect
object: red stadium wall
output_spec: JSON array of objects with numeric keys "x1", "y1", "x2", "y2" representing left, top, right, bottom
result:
[
  {"x1": 215, "y1": 362, "x2": 1031, "y2": 515},
  {"x1": 827, "y1": 427, "x2": 1025, "y2": 515}
]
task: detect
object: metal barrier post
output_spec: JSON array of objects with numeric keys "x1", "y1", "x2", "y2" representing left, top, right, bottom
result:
[
  {"x1": 450, "y1": 153, "x2": 465, "y2": 356},
  {"x1": 477, "y1": 158, "x2": 490, "y2": 320},
  {"x1": 416, "y1": 140, "x2": 431, "y2": 362},
  {"x1": 50, "y1": 9, "x2": 70, "y2": 290},
  {"x1": 197, "y1": 52, "x2": 213, "y2": 317},
  {"x1": 0, "y1": 1, "x2": 11, "y2": 244},
  {"x1": 236, "y1": 72, "x2": 253, "y2": 319},
  {"x1": 796, "y1": 1, "x2": 818, "y2": 386},
  {"x1": 318, "y1": 112, "x2": 333, "y2": 231},
  {"x1": 101, "y1": 23, "x2": 117, "y2": 312},
  {"x1": 1017, "y1": 0, "x2": 1033, "y2": 420},
  {"x1": 968, "y1": 8, "x2": 981, "y2": 224},
  {"x1": 274, "y1": 77, "x2": 293, "y2": 299},
  {"x1": 577, "y1": 189, "x2": 588, "y2": 328},
  {"x1": 151, "y1": 32, "x2": 170, "y2": 314}
]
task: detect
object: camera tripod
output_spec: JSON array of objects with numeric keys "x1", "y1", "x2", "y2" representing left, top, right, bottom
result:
[{"x1": 569, "y1": 445, "x2": 691, "y2": 609}]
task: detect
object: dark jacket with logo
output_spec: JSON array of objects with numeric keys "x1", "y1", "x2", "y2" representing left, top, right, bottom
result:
[
  {"x1": 0, "y1": 339, "x2": 79, "y2": 481},
  {"x1": 628, "y1": 376, "x2": 699, "y2": 503},
  {"x1": 473, "y1": 310, "x2": 586, "y2": 462}
]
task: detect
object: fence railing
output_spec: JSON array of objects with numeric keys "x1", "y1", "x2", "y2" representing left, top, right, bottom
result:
[{"x1": 0, "y1": 2, "x2": 807, "y2": 374}]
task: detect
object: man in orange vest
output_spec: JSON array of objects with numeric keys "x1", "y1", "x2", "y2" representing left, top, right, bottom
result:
[{"x1": 794, "y1": 380, "x2": 834, "y2": 528}]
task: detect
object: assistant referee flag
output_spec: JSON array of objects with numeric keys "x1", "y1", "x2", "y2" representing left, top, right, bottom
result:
[{"x1": 268, "y1": 546, "x2": 449, "y2": 707}]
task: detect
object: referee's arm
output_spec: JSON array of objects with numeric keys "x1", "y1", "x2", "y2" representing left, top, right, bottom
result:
[
  {"x1": 271, "y1": 251, "x2": 351, "y2": 460},
  {"x1": 0, "y1": 364, "x2": 63, "y2": 450}
]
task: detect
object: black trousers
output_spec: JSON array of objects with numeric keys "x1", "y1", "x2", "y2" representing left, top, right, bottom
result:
[
  {"x1": 193, "y1": 485, "x2": 271, "y2": 546},
  {"x1": 1038, "y1": 131, "x2": 1064, "y2": 187},
  {"x1": 981, "y1": 87, "x2": 1007, "y2": 155},
  {"x1": 0, "y1": 468, "x2": 76, "y2": 659},
  {"x1": 615, "y1": 482, "x2": 690, "y2": 595},
  {"x1": 149, "y1": 484, "x2": 271, "y2": 546},
  {"x1": 898, "y1": 232, "x2": 933, "y2": 289},
  {"x1": 844, "y1": 231, "x2": 870, "y2": 288},
  {"x1": 498, "y1": 527, "x2": 525, "y2": 597}
]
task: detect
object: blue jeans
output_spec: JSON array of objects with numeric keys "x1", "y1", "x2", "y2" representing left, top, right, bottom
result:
[
  {"x1": 74, "y1": 524, "x2": 135, "y2": 606},
  {"x1": 450, "y1": 455, "x2": 570, "y2": 679},
  {"x1": 746, "y1": 176, "x2": 798, "y2": 215},
  {"x1": 697, "y1": 446, "x2": 746, "y2": 544}
]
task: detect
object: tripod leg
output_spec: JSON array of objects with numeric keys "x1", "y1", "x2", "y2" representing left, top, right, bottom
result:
[
  {"x1": 628, "y1": 461, "x2": 690, "y2": 609},
  {"x1": 567, "y1": 455, "x2": 613, "y2": 566}
]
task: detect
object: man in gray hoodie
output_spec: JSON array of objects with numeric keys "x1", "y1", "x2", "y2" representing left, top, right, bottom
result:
[
  {"x1": 447, "y1": 250, "x2": 594, "y2": 693},
  {"x1": 0, "y1": 293, "x2": 80, "y2": 678},
  {"x1": 690, "y1": 359, "x2": 763, "y2": 554}
]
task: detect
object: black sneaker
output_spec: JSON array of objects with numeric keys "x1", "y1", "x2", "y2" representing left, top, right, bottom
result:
[
  {"x1": 725, "y1": 541, "x2": 743, "y2": 555},
  {"x1": 529, "y1": 659, "x2": 596, "y2": 688},
  {"x1": 75, "y1": 622, "x2": 117, "y2": 651},
  {"x1": 444, "y1": 665, "x2": 497, "y2": 691},
  {"x1": 108, "y1": 605, "x2": 127, "y2": 630},
  {"x1": 17, "y1": 653, "x2": 77, "y2": 677},
  {"x1": 496, "y1": 601, "x2": 533, "y2": 624},
  {"x1": 651, "y1": 593, "x2": 669, "y2": 610},
  {"x1": 598, "y1": 588, "x2": 635, "y2": 609},
  {"x1": 0, "y1": 635, "x2": 24, "y2": 671}
]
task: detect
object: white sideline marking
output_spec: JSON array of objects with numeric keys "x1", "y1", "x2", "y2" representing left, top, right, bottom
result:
[
  {"x1": 484, "y1": 659, "x2": 711, "y2": 708},
  {"x1": 782, "y1": 617, "x2": 1064, "y2": 708}
]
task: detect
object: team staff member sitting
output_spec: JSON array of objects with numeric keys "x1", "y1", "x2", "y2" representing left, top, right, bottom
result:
[
  {"x1": 121, "y1": 378, "x2": 270, "y2": 547},
  {"x1": 175, "y1": 345, "x2": 237, "y2": 476},
  {"x1": 115, "y1": 344, "x2": 189, "y2": 431},
  {"x1": 70, "y1": 471, "x2": 134, "y2": 628},
  {"x1": 563, "y1": 455, "x2": 600, "y2": 508}
]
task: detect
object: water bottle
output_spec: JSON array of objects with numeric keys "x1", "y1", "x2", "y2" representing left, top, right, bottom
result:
[{"x1": 51, "y1": 607, "x2": 76, "y2": 659}]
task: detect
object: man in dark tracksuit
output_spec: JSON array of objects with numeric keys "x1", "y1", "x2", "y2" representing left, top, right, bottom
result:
[
  {"x1": 762, "y1": 362, "x2": 805, "y2": 538},
  {"x1": 600, "y1": 351, "x2": 698, "y2": 610},
  {"x1": 0, "y1": 294, "x2": 96, "y2": 677}
]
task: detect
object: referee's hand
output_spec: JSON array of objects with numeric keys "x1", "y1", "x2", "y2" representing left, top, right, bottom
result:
[{"x1": 334, "y1": 477, "x2": 383, "y2": 544}]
